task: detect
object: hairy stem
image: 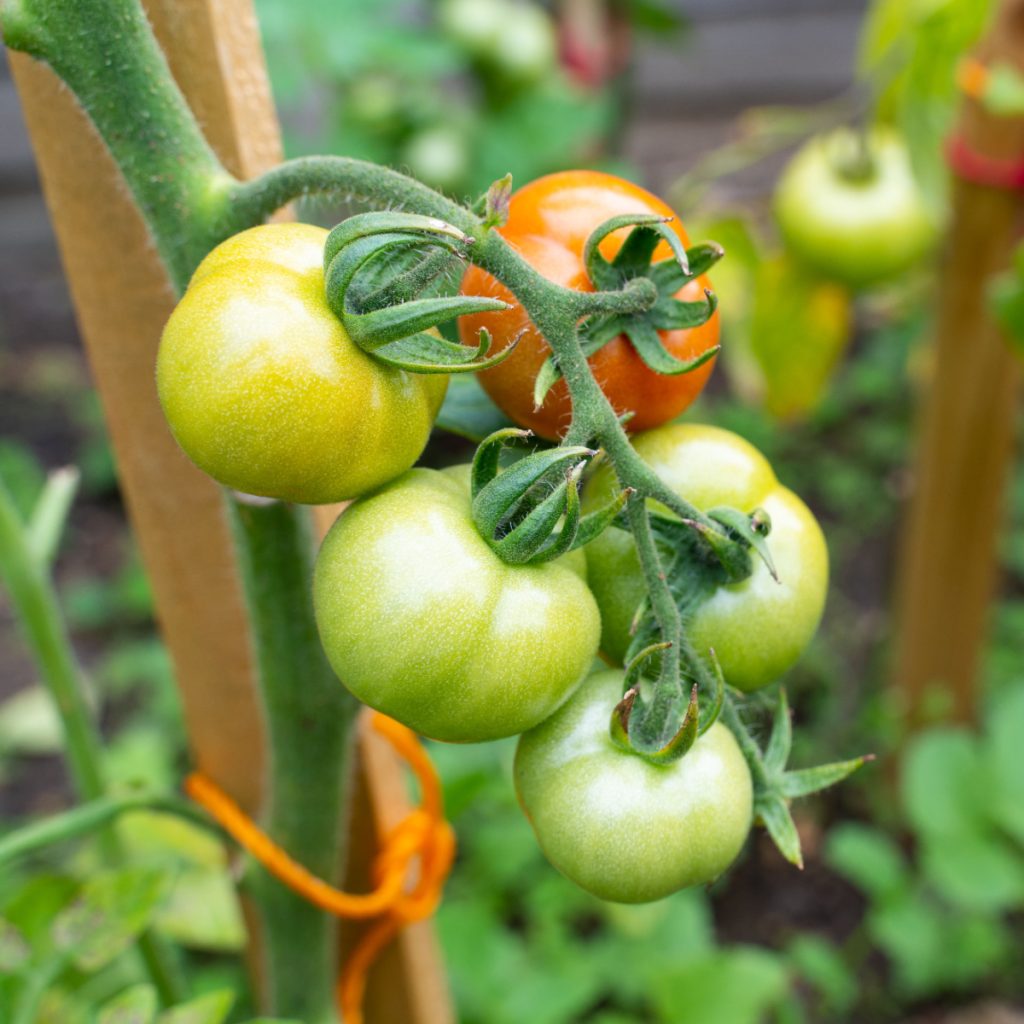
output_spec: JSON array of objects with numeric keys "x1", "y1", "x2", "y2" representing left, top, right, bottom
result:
[
  {"x1": 1, "y1": 0, "x2": 236, "y2": 290},
  {"x1": 230, "y1": 499, "x2": 358, "y2": 1024},
  {"x1": 0, "y1": 792, "x2": 212, "y2": 866}
]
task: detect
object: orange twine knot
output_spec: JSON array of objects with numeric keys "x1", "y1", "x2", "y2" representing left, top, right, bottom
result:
[{"x1": 184, "y1": 711, "x2": 456, "y2": 1024}]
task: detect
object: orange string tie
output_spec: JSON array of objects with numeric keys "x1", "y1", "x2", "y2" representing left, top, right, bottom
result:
[{"x1": 184, "y1": 711, "x2": 456, "y2": 1024}]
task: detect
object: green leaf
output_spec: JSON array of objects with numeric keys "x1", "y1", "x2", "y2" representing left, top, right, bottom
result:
[
  {"x1": 786, "y1": 934, "x2": 857, "y2": 1015},
  {"x1": 0, "y1": 918, "x2": 29, "y2": 973},
  {"x1": 0, "y1": 441, "x2": 46, "y2": 521},
  {"x1": 26, "y1": 467, "x2": 79, "y2": 567},
  {"x1": 98, "y1": 985, "x2": 158, "y2": 1024},
  {"x1": 53, "y1": 867, "x2": 171, "y2": 972},
  {"x1": 984, "y1": 683, "x2": 1024, "y2": 843},
  {"x1": 116, "y1": 813, "x2": 245, "y2": 952},
  {"x1": 867, "y1": 892, "x2": 947, "y2": 998},
  {"x1": 901, "y1": 727, "x2": 986, "y2": 838},
  {"x1": 823, "y1": 823, "x2": 908, "y2": 902},
  {"x1": 435, "y1": 375, "x2": 512, "y2": 441},
  {"x1": 920, "y1": 831, "x2": 1024, "y2": 912},
  {"x1": 157, "y1": 990, "x2": 234, "y2": 1024},
  {"x1": 992, "y1": 255, "x2": 1024, "y2": 355},
  {"x1": 1, "y1": 874, "x2": 78, "y2": 948},
  {"x1": 649, "y1": 948, "x2": 789, "y2": 1024},
  {"x1": 0, "y1": 686, "x2": 65, "y2": 757},
  {"x1": 749, "y1": 256, "x2": 852, "y2": 421}
]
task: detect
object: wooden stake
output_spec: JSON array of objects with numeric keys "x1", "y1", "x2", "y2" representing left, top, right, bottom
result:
[
  {"x1": 6, "y1": 3, "x2": 452, "y2": 1018},
  {"x1": 891, "y1": 0, "x2": 1024, "y2": 724}
]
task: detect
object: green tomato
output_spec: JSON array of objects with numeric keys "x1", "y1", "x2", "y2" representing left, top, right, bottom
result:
[
  {"x1": 439, "y1": 0, "x2": 555, "y2": 82},
  {"x1": 157, "y1": 223, "x2": 447, "y2": 504},
  {"x1": 402, "y1": 125, "x2": 469, "y2": 192},
  {"x1": 515, "y1": 668, "x2": 753, "y2": 903},
  {"x1": 584, "y1": 424, "x2": 828, "y2": 692},
  {"x1": 774, "y1": 127, "x2": 936, "y2": 288},
  {"x1": 313, "y1": 465, "x2": 599, "y2": 743}
]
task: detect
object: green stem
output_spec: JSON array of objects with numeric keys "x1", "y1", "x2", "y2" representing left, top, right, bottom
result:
[
  {"x1": 0, "y1": 478, "x2": 106, "y2": 802},
  {"x1": 627, "y1": 496, "x2": 682, "y2": 702},
  {"x1": 229, "y1": 156, "x2": 478, "y2": 237},
  {"x1": 230, "y1": 498, "x2": 358, "y2": 1024},
  {"x1": 0, "y1": 474, "x2": 184, "y2": 1003},
  {"x1": 0, "y1": 0, "x2": 235, "y2": 290},
  {"x1": 0, "y1": 792, "x2": 212, "y2": 866}
]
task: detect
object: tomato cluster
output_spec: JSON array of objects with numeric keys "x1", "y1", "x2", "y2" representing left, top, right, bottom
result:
[{"x1": 156, "y1": 173, "x2": 830, "y2": 903}]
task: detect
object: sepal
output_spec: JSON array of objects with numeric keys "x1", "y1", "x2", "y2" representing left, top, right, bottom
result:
[
  {"x1": 323, "y1": 212, "x2": 517, "y2": 374},
  {"x1": 721, "y1": 688, "x2": 872, "y2": 870}
]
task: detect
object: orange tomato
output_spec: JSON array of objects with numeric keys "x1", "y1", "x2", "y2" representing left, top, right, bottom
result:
[{"x1": 459, "y1": 170, "x2": 719, "y2": 440}]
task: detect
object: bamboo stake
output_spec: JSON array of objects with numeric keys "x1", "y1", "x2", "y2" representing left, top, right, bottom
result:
[
  {"x1": 891, "y1": 0, "x2": 1024, "y2": 724},
  {"x1": 6, "y1": 3, "x2": 452, "y2": 1018}
]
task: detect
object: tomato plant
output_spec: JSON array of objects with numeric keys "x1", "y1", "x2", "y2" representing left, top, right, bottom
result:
[
  {"x1": 585, "y1": 423, "x2": 828, "y2": 692},
  {"x1": 313, "y1": 465, "x2": 600, "y2": 743},
  {"x1": 515, "y1": 668, "x2": 754, "y2": 903},
  {"x1": 157, "y1": 223, "x2": 448, "y2": 504},
  {"x1": 459, "y1": 170, "x2": 720, "y2": 439},
  {"x1": 774, "y1": 127, "x2": 936, "y2": 288}
]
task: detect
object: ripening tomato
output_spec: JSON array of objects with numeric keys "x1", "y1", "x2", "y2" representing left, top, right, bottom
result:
[
  {"x1": 584, "y1": 424, "x2": 828, "y2": 692},
  {"x1": 157, "y1": 223, "x2": 447, "y2": 504},
  {"x1": 515, "y1": 668, "x2": 753, "y2": 903},
  {"x1": 459, "y1": 170, "x2": 719, "y2": 440}
]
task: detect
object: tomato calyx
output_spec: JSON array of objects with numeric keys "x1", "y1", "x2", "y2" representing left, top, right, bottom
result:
[
  {"x1": 721, "y1": 688, "x2": 873, "y2": 869},
  {"x1": 609, "y1": 639, "x2": 726, "y2": 764},
  {"x1": 469, "y1": 428, "x2": 631, "y2": 565},
  {"x1": 479, "y1": 173, "x2": 513, "y2": 230},
  {"x1": 532, "y1": 215, "x2": 724, "y2": 407},
  {"x1": 323, "y1": 211, "x2": 520, "y2": 374}
]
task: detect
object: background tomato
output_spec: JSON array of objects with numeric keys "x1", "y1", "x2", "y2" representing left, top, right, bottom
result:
[
  {"x1": 313, "y1": 465, "x2": 599, "y2": 743},
  {"x1": 459, "y1": 170, "x2": 719, "y2": 440},
  {"x1": 584, "y1": 424, "x2": 828, "y2": 692},
  {"x1": 774, "y1": 127, "x2": 936, "y2": 288},
  {"x1": 515, "y1": 668, "x2": 753, "y2": 903},
  {"x1": 157, "y1": 223, "x2": 447, "y2": 505}
]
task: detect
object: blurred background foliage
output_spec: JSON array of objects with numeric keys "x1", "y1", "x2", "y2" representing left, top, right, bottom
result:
[{"x1": 3, "y1": 0, "x2": 1024, "y2": 1021}]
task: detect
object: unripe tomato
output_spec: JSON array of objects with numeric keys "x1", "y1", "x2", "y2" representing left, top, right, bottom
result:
[
  {"x1": 439, "y1": 0, "x2": 556, "y2": 82},
  {"x1": 515, "y1": 668, "x2": 753, "y2": 903},
  {"x1": 459, "y1": 171, "x2": 719, "y2": 440},
  {"x1": 402, "y1": 125, "x2": 469, "y2": 193},
  {"x1": 774, "y1": 127, "x2": 936, "y2": 288},
  {"x1": 584, "y1": 424, "x2": 828, "y2": 692},
  {"x1": 313, "y1": 465, "x2": 600, "y2": 743},
  {"x1": 157, "y1": 224, "x2": 447, "y2": 504}
]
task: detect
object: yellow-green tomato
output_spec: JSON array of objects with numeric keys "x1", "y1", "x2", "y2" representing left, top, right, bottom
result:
[
  {"x1": 313, "y1": 466, "x2": 600, "y2": 743},
  {"x1": 774, "y1": 127, "x2": 936, "y2": 288},
  {"x1": 515, "y1": 669, "x2": 753, "y2": 903},
  {"x1": 157, "y1": 223, "x2": 447, "y2": 504},
  {"x1": 584, "y1": 424, "x2": 828, "y2": 692}
]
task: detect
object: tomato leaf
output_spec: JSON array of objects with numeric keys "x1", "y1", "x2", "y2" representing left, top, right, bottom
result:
[
  {"x1": 757, "y1": 795, "x2": 803, "y2": 869},
  {"x1": 98, "y1": 985, "x2": 158, "y2": 1024},
  {"x1": 157, "y1": 990, "x2": 234, "y2": 1024}
]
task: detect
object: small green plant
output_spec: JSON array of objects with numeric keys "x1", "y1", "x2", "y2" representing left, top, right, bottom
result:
[{"x1": 825, "y1": 685, "x2": 1024, "y2": 1003}]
